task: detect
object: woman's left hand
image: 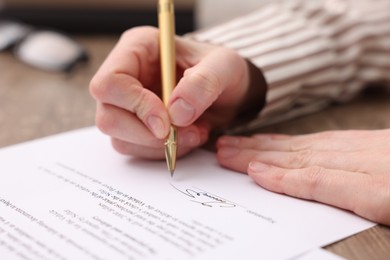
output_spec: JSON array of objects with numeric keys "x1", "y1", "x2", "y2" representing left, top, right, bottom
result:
[{"x1": 216, "y1": 129, "x2": 390, "y2": 225}]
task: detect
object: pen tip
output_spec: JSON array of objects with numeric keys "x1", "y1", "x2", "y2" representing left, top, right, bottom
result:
[{"x1": 165, "y1": 126, "x2": 177, "y2": 178}]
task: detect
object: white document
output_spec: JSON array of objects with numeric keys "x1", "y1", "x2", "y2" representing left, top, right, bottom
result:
[{"x1": 0, "y1": 127, "x2": 374, "y2": 259}]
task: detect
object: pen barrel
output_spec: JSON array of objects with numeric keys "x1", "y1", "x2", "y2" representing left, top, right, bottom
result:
[{"x1": 158, "y1": 0, "x2": 176, "y2": 106}]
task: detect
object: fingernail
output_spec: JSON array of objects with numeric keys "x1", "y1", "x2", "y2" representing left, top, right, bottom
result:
[
  {"x1": 218, "y1": 136, "x2": 240, "y2": 146},
  {"x1": 218, "y1": 147, "x2": 240, "y2": 158},
  {"x1": 249, "y1": 161, "x2": 269, "y2": 173},
  {"x1": 179, "y1": 130, "x2": 200, "y2": 146},
  {"x1": 169, "y1": 98, "x2": 195, "y2": 125},
  {"x1": 147, "y1": 115, "x2": 165, "y2": 139}
]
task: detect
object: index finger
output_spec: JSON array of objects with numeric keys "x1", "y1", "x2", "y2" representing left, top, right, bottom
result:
[
  {"x1": 94, "y1": 26, "x2": 161, "y2": 88},
  {"x1": 89, "y1": 27, "x2": 171, "y2": 139}
]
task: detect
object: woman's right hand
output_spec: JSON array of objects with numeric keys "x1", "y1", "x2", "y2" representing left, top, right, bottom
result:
[{"x1": 89, "y1": 26, "x2": 256, "y2": 159}]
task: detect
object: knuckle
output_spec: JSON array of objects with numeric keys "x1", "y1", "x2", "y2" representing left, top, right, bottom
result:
[
  {"x1": 132, "y1": 88, "x2": 152, "y2": 118},
  {"x1": 289, "y1": 140, "x2": 310, "y2": 152},
  {"x1": 370, "y1": 177, "x2": 390, "y2": 224},
  {"x1": 288, "y1": 149, "x2": 312, "y2": 168},
  {"x1": 121, "y1": 26, "x2": 157, "y2": 40},
  {"x1": 188, "y1": 69, "x2": 221, "y2": 98},
  {"x1": 89, "y1": 74, "x2": 113, "y2": 102},
  {"x1": 301, "y1": 166, "x2": 326, "y2": 200},
  {"x1": 120, "y1": 28, "x2": 133, "y2": 40},
  {"x1": 89, "y1": 75, "x2": 104, "y2": 100},
  {"x1": 220, "y1": 47, "x2": 242, "y2": 63},
  {"x1": 95, "y1": 106, "x2": 117, "y2": 135},
  {"x1": 217, "y1": 47, "x2": 246, "y2": 76}
]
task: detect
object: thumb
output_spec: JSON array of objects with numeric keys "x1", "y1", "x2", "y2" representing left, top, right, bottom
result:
[{"x1": 168, "y1": 47, "x2": 248, "y2": 127}]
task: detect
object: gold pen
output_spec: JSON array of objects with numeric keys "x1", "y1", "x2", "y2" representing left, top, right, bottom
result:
[{"x1": 158, "y1": 0, "x2": 177, "y2": 177}]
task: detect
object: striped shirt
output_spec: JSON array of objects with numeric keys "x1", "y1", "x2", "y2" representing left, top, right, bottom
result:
[{"x1": 190, "y1": 0, "x2": 390, "y2": 132}]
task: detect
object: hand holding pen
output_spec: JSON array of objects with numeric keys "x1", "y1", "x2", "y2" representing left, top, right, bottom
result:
[{"x1": 89, "y1": 27, "x2": 260, "y2": 164}]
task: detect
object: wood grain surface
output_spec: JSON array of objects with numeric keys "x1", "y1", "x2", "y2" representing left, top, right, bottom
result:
[{"x1": 0, "y1": 34, "x2": 389, "y2": 259}]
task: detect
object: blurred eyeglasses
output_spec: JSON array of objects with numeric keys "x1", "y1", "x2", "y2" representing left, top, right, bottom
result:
[{"x1": 0, "y1": 20, "x2": 88, "y2": 72}]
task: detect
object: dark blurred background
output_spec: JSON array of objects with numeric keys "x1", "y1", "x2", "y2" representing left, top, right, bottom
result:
[{"x1": 0, "y1": 0, "x2": 195, "y2": 35}]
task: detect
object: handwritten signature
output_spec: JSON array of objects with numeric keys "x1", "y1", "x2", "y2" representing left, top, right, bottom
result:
[{"x1": 170, "y1": 184, "x2": 236, "y2": 208}]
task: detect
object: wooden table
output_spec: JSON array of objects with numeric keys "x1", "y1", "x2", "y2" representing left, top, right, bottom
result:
[{"x1": 1, "y1": 34, "x2": 389, "y2": 259}]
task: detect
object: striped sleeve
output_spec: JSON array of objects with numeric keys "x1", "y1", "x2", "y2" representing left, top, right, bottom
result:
[{"x1": 189, "y1": 0, "x2": 390, "y2": 132}]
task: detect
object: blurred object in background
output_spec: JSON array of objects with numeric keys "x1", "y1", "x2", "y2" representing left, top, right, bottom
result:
[
  {"x1": 196, "y1": 0, "x2": 266, "y2": 28},
  {"x1": 0, "y1": 0, "x2": 267, "y2": 73},
  {"x1": 0, "y1": 20, "x2": 31, "y2": 50},
  {"x1": 15, "y1": 30, "x2": 88, "y2": 72},
  {"x1": 0, "y1": 0, "x2": 195, "y2": 35},
  {"x1": 0, "y1": 20, "x2": 88, "y2": 72}
]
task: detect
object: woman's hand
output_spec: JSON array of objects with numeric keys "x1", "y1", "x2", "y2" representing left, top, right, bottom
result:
[
  {"x1": 216, "y1": 129, "x2": 390, "y2": 225},
  {"x1": 89, "y1": 26, "x2": 258, "y2": 159}
]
